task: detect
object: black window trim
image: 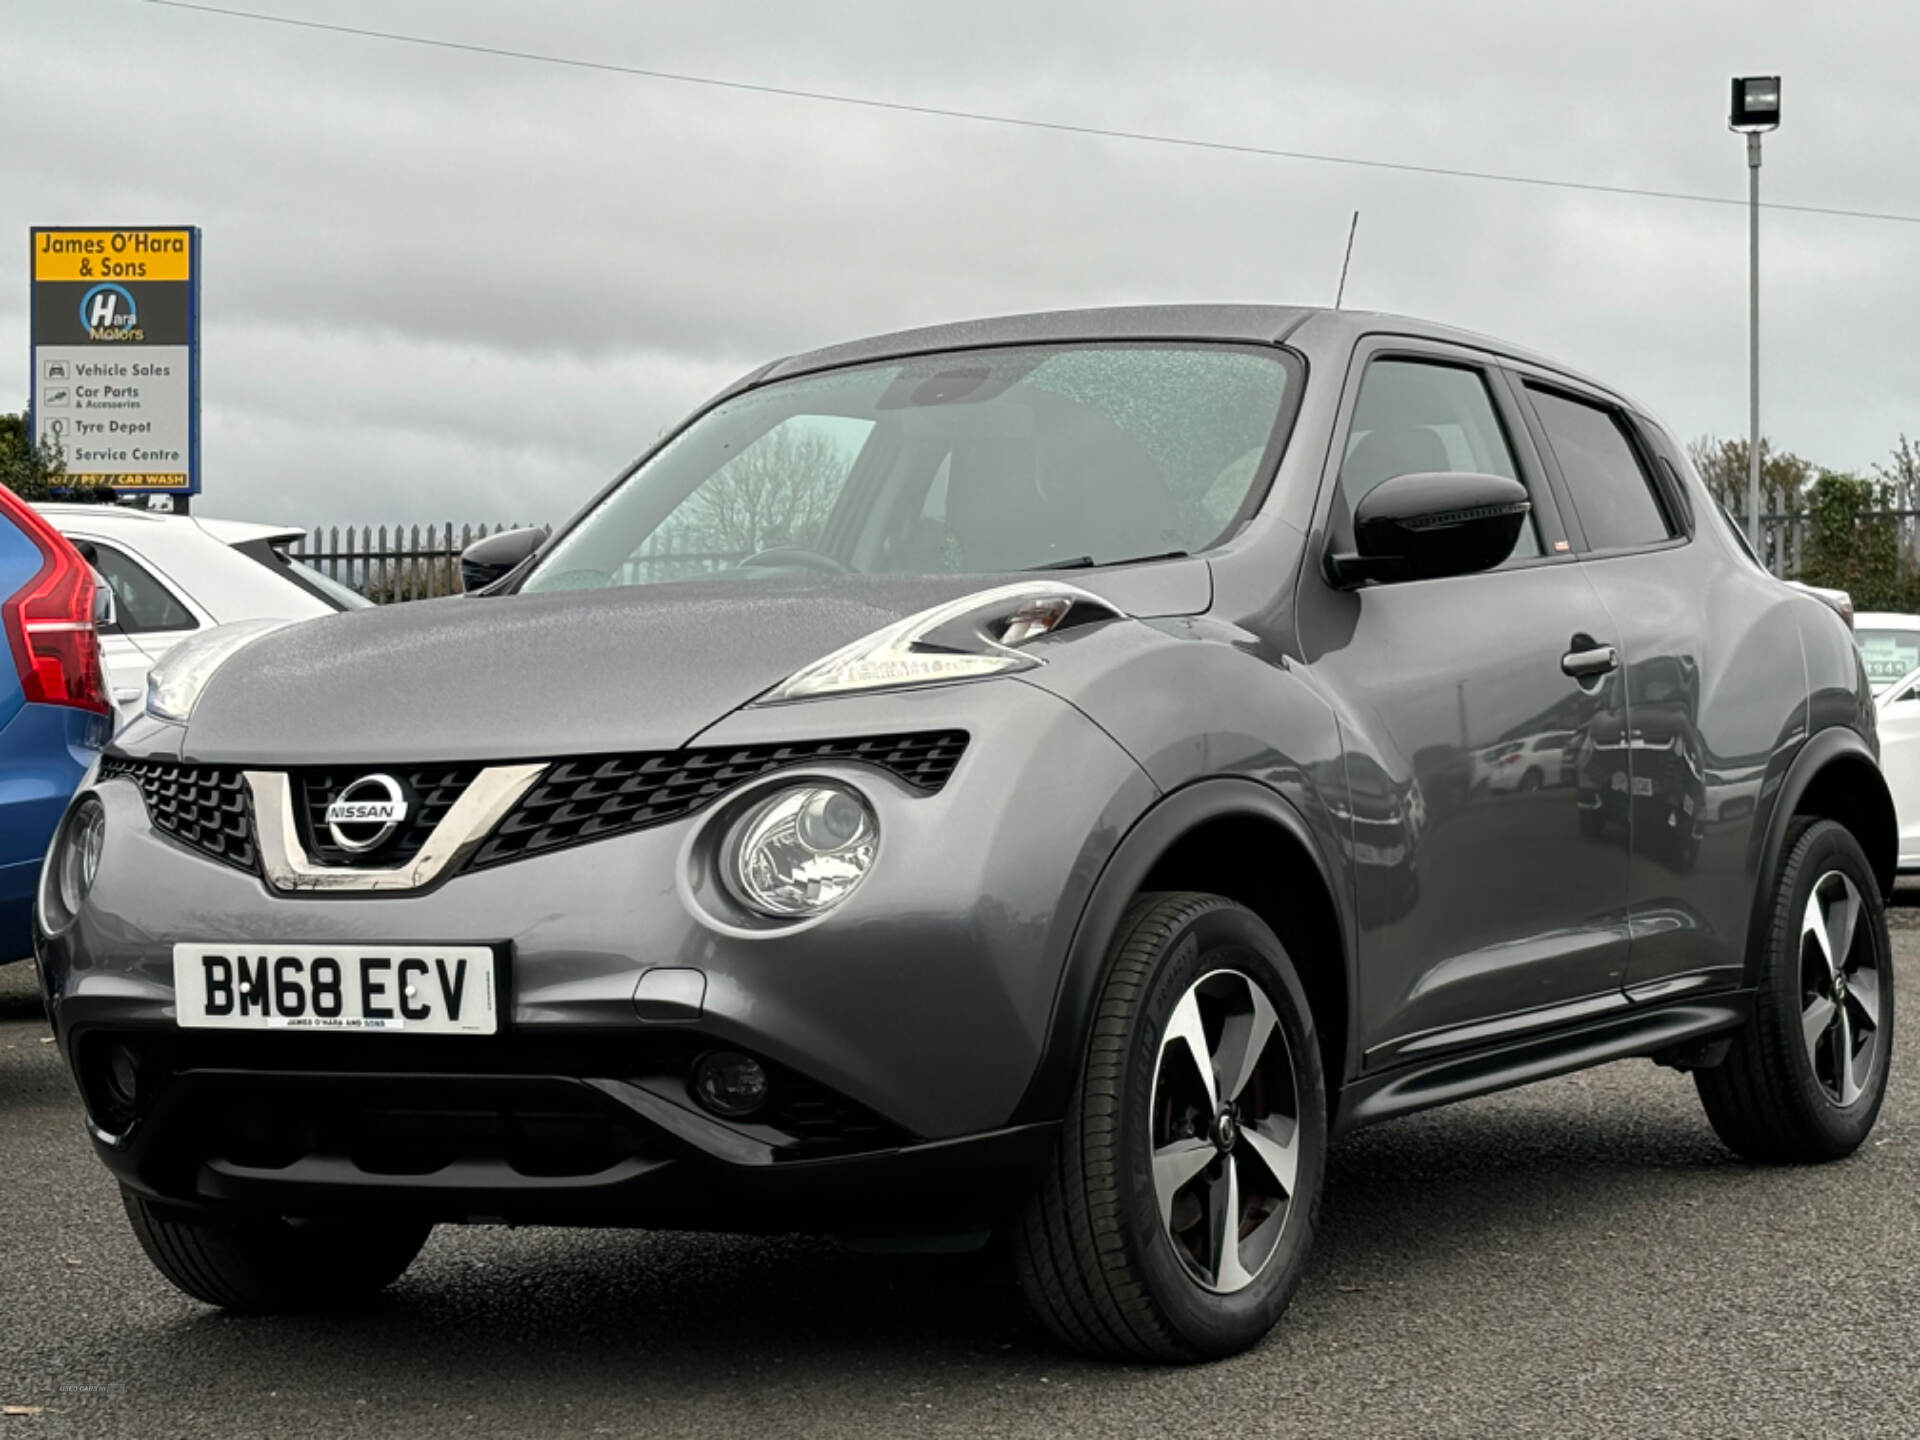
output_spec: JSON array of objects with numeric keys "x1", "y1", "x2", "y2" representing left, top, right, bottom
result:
[
  {"x1": 1623, "y1": 413, "x2": 1699, "y2": 538},
  {"x1": 1511, "y1": 375, "x2": 1690, "y2": 561},
  {"x1": 232, "y1": 538, "x2": 364, "y2": 613},
  {"x1": 73, "y1": 536, "x2": 204, "y2": 638},
  {"x1": 1310, "y1": 336, "x2": 1576, "y2": 585}
]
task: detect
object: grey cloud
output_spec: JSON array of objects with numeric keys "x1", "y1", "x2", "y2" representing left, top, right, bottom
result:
[{"x1": 6, "y1": 0, "x2": 1920, "y2": 528}]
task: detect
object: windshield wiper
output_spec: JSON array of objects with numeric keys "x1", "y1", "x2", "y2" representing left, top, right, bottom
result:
[{"x1": 1021, "y1": 549, "x2": 1190, "y2": 571}]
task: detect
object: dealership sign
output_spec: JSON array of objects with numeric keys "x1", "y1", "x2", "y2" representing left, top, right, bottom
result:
[{"x1": 30, "y1": 226, "x2": 201, "y2": 494}]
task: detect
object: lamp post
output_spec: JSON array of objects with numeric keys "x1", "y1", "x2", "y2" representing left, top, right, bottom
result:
[{"x1": 1730, "y1": 75, "x2": 1781, "y2": 561}]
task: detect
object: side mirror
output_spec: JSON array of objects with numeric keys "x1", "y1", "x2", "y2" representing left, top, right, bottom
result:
[
  {"x1": 460, "y1": 527, "x2": 545, "y2": 594},
  {"x1": 90, "y1": 570, "x2": 117, "y2": 630},
  {"x1": 1329, "y1": 472, "x2": 1530, "y2": 586}
]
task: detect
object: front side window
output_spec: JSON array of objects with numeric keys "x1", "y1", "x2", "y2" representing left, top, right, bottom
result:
[
  {"x1": 86, "y1": 541, "x2": 197, "y2": 635},
  {"x1": 521, "y1": 344, "x2": 1295, "y2": 591},
  {"x1": 1338, "y1": 360, "x2": 1539, "y2": 563},
  {"x1": 1527, "y1": 387, "x2": 1673, "y2": 552}
]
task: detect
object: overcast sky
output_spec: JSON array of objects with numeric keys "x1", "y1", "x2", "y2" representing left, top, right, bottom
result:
[{"x1": 7, "y1": 0, "x2": 1920, "y2": 528}]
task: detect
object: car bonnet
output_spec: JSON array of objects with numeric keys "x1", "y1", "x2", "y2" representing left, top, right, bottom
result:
[{"x1": 166, "y1": 563, "x2": 1209, "y2": 765}]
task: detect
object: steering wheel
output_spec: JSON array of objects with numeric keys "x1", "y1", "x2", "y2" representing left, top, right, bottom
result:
[{"x1": 737, "y1": 547, "x2": 850, "y2": 574}]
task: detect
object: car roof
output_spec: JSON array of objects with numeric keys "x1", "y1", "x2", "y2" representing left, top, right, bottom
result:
[
  {"x1": 191, "y1": 515, "x2": 305, "y2": 546},
  {"x1": 35, "y1": 505, "x2": 302, "y2": 547},
  {"x1": 35, "y1": 502, "x2": 176, "y2": 524},
  {"x1": 1854, "y1": 612, "x2": 1920, "y2": 628},
  {"x1": 758, "y1": 303, "x2": 1630, "y2": 403}
]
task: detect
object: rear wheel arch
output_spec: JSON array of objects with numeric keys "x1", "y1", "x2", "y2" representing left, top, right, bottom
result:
[
  {"x1": 1013, "y1": 778, "x2": 1354, "y2": 1126},
  {"x1": 1747, "y1": 727, "x2": 1895, "y2": 980}
]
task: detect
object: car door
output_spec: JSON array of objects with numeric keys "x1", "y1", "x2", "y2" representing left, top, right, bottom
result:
[
  {"x1": 1511, "y1": 375, "x2": 1806, "y2": 999},
  {"x1": 1877, "y1": 670, "x2": 1920, "y2": 872},
  {"x1": 67, "y1": 537, "x2": 204, "y2": 716},
  {"x1": 1296, "y1": 340, "x2": 1634, "y2": 1069}
]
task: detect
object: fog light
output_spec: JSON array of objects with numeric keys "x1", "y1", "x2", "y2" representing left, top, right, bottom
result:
[
  {"x1": 106, "y1": 1043, "x2": 140, "y2": 1109},
  {"x1": 690, "y1": 1050, "x2": 770, "y2": 1119}
]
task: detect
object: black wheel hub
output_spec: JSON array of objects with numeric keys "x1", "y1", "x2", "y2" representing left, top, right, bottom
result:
[{"x1": 1210, "y1": 1105, "x2": 1239, "y2": 1152}]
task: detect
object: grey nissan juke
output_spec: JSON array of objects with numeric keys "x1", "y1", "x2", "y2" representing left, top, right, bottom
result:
[{"x1": 36, "y1": 306, "x2": 1894, "y2": 1362}]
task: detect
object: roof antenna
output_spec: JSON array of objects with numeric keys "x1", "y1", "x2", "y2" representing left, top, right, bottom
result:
[{"x1": 1334, "y1": 210, "x2": 1360, "y2": 309}]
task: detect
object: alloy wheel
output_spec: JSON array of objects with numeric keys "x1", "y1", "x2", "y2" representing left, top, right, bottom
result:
[
  {"x1": 1149, "y1": 967, "x2": 1301, "y2": 1293},
  {"x1": 1799, "y1": 870, "x2": 1883, "y2": 1106}
]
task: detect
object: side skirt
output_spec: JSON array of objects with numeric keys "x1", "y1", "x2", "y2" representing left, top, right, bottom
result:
[{"x1": 1332, "y1": 991, "x2": 1752, "y2": 1135}]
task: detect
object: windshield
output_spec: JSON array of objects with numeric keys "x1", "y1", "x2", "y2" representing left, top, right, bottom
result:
[
  {"x1": 522, "y1": 343, "x2": 1294, "y2": 592},
  {"x1": 1857, "y1": 627, "x2": 1920, "y2": 693}
]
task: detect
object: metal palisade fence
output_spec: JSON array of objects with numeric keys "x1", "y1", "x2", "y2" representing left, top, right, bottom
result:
[
  {"x1": 1759, "y1": 509, "x2": 1920, "y2": 584},
  {"x1": 287, "y1": 523, "x2": 547, "y2": 603},
  {"x1": 286, "y1": 525, "x2": 758, "y2": 601},
  {"x1": 289, "y1": 513, "x2": 1907, "y2": 599}
]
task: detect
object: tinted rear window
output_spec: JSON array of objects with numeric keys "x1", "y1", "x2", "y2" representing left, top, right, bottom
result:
[{"x1": 1528, "y1": 388, "x2": 1672, "y2": 551}]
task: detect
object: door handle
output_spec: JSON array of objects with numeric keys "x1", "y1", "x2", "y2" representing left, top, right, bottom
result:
[{"x1": 1561, "y1": 639, "x2": 1620, "y2": 678}]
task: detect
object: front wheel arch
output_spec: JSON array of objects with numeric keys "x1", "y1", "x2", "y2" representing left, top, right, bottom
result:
[{"x1": 1011, "y1": 778, "x2": 1354, "y2": 1129}]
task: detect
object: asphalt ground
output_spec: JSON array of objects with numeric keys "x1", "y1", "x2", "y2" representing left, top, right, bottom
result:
[{"x1": 7, "y1": 903, "x2": 1920, "y2": 1439}]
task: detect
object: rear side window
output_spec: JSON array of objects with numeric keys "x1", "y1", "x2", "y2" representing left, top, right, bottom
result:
[
  {"x1": 1527, "y1": 387, "x2": 1672, "y2": 551},
  {"x1": 86, "y1": 541, "x2": 198, "y2": 635}
]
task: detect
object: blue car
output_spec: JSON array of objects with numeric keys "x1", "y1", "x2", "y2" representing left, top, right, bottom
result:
[{"x1": 1, "y1": 486, "x2": 110, "y2": 961}]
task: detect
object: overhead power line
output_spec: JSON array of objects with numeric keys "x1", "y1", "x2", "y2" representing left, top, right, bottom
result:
[{"x1": 143, "y1": 0, "x2": 1920, "y2": 228}]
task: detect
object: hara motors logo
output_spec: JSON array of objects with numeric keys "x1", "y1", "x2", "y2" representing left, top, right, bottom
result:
[{"x1": 79, "y1": 282, "x2": 143, "y2": 341}]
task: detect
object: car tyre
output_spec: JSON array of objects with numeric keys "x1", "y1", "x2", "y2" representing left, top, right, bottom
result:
[
  {"x1": 1695, "y1": 819, "x2": 1893, "y2": 1162},
  {"x1": 122, "y1": 1188, "x2": 431, "y2": 1312},
  {"x1": 1013, "y1": 891, "x2": 1326, "y2": 1362}
]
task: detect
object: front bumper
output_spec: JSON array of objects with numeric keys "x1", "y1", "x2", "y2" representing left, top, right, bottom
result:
[
  {"x1": 38, "y1": 682, "x2": 1154, "y2": 1227},
  {"x1": 73, "y1": 1033, "x2": 1060, "y2": 1229}
]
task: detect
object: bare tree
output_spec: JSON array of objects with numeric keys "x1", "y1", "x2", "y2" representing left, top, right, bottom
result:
[
  {"x1": 1870, "y1": 434, "x2": 1920, "y2": 577},
  {"x1": 669, "y1": 423, "x2": 847, "y2": 558},
  {"x1": 1688, "y1": 435, "x2": 1815, "y2": 518},
  {"x1": 1688, "y1": 435, "x2": 1817, "y2": 573},
  {"x1": 1872, "y1": 434, "x2": 1920, "y2": 511}
]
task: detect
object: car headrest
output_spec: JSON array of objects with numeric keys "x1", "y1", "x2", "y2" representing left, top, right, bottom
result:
[{"x1": 1341, "y1": 427, "x2": 1452, "y2": 496}]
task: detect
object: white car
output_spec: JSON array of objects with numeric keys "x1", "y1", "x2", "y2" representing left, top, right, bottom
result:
[
  {"x1": 37, "y1": 505, "x2": 368, "y2": 717},
  {"x1": 1875, "y1": 664, "x2": 1920, "y2": 872},
  {"x1": 1854, "y1": 611, "x2": 1920, "y2": 695},
  {"x1": 1472, "y1": 730, "x2": 1576, "y2": 792}
]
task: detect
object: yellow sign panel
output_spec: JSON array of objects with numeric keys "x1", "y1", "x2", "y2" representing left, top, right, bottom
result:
[
  {"x1": 33, "y1": 230, "x2": 193, "y2": 283},
  {"x1": 65, "y1": 473, "x2": 188, "y2": 489}
]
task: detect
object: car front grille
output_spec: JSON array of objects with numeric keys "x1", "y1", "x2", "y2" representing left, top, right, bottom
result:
[
  {"x1": 97, "y1": 758, "x2": 257, "y2": 873},
  {"x1": 293, "y1": 765, "x2": 482, "y2": 868},
  {"x1": 468, "y1": 730, "x2": 969, "y2": 869},
  {"x1": 100, "y1": 729, "x2": 967, "y2": 877}
]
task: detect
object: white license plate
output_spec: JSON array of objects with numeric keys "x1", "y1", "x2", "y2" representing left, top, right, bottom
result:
[{"x1": 172, "y1": 944, "x2": 497, "y2": 1034}]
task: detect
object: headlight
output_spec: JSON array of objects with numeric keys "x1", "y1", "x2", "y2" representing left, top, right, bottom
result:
[
  {"x1": 721, "y1": 783, "x2": 878, "y2": 918},
  {"x1": 146, "y1": 618, "x2": 295, "y2": 723},
  {"x1": 761, "y1": 582, "x2": 1121, "y2": 703},
  {"x1": 54, "y1": 795, "x2": 105, "y2": 919}
]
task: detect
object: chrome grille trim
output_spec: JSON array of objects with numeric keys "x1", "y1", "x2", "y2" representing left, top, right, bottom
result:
[{"x1": 246, "y1": 764, "x2": 546, "y2": 893}]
